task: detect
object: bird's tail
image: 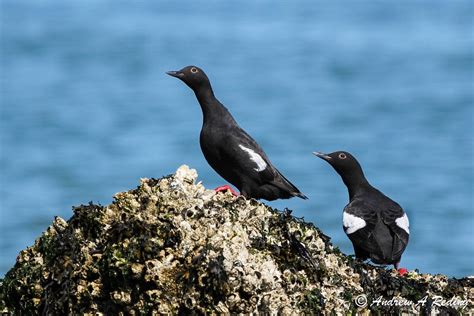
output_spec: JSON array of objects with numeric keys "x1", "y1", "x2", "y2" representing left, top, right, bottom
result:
[
  {"x1": 275, "y1": 169, "x2": 308, "y2": 200},
  {"x1": 294, "y1": 192, "x2": 308, "y2": 200}
]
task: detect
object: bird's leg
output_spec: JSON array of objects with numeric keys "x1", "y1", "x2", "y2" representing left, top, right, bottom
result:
[
  {"x1": 394, "y1": 262, "x2": 408, "y2": 276},
  {"x1": 214, "y1": 185, "x2": 239, "y2": 196}
]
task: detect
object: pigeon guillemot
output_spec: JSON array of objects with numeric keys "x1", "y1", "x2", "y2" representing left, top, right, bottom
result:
[
  {"x1": 166, "y1": 65, "x2": 307, "y2": 201},
  {"x1": 313, "y1": 151, "x2": 409, "y2": 270}
]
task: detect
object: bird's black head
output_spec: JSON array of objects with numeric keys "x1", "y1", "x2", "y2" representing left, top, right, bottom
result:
[
  {"x1": 313, "y1": 151, "x2": 368, "y2": 192},
  {"x1": 166, "y1": 65, "x2": 211, "y2": 91},
  {"x1": 313, "y1": 151, "x2": 359, "y2": 172}
]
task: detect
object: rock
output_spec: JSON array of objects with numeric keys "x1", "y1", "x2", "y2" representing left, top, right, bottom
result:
[{"x1": 0, "y1": 165, "x2": 472, "y2": 314}]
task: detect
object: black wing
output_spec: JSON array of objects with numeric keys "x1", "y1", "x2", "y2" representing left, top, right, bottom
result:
[
  {"x1": 380, "y1": 200, "x2": 410, "y2": 261},
  {"x1": 343, "y1": 199, "x2": 383, "y2": 259},
  {"x1": 216, "y1": 125, "x2": 304, "y2": 198},
  {"x1": 344, "y1": 197, "x2": 409, "y2": 264}
]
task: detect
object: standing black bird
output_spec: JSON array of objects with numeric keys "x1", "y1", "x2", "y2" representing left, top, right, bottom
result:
[
  {"x1": 313, "y1": 151, "x2": 409, "y2": 270},
  {"x1": 166, "y1": 65, "x2": 307, "y2": 201}
]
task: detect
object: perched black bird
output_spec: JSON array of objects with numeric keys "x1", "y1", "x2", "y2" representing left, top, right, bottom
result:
[
  {"x1": 313, "y1": 151, "x2": 409, "y2": 270},
  {"x1": 166, "y1": 65, "x2": 307, "y2": 201}
]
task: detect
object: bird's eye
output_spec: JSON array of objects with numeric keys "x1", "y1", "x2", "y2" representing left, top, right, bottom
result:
[
  {"x1": 190, "y1": 67, "x2": 198, "y2": 73},
  {"x1": 338, "y1": 153, "x2": 347, "y2": 159}
]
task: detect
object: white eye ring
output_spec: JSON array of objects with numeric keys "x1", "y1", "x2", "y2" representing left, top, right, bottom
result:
[
  {"x1": 190, "y1": 67, "x2": 198, "y2": 73},
  {"x1": 338, "y1": 153, "x2": 347, "y2": 159}
]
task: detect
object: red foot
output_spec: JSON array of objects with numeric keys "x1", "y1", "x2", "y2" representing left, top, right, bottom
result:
[
  {"x1": 398, "y1": 268, "x2": 408, "y2": 276},
  {"x1": 214, "y1": 185, "x2": 239, "y2": 196}
]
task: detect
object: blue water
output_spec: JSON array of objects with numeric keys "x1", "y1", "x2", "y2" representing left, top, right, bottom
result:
[{"x1": 1, "y1": 1, "x2": 473, "y2": 278}]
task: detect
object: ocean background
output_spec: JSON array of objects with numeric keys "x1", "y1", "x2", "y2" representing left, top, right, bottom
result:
[{"x1": 0, "y1": 1, "x2": 472, "y2": 278}]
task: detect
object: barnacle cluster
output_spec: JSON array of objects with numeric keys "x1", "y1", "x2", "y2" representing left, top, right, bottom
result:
[{"x1": 1, "y1": 165, "x2": 472, "y2": 314}]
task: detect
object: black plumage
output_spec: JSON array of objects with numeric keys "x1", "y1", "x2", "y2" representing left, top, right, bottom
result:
[
  {"x1": 313, "y1": 151, "x2": 409, "y2": 269},
  {"x1": 167, "y1": 65, "x2": 307, "y2": 201}
]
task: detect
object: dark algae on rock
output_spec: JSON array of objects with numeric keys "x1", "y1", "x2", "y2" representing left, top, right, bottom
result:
[{"x1": 1, "y1": 166, "x2": 473, "y2": 314}]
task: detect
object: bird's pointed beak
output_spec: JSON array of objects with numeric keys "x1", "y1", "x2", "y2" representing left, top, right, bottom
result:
[
  {"x1": 166, "y1": 70, "x2": 184, "y2": 78},
  {"x1": 313, "y1": 151, "x2": 332, "y2": 161}
]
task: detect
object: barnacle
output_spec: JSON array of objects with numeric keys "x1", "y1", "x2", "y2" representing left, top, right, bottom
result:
[{"x1": 0, "y1": 165, "x2": 472, "y2": 315}]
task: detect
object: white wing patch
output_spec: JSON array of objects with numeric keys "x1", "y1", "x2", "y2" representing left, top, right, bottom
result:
[
  {"x1": 238, "y1": 144, "x2": 267, "y2": 172},
  {"x1": 343, "y1": 212, "x2": 367, "y2": 234},
  {"x1": 395, "y1": 213, "x2": 410, "y2": 234}
]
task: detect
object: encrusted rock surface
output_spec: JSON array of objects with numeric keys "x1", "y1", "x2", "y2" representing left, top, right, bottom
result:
[{"x1": 1, "y1": 165, "x2": 472, "y2": 315}]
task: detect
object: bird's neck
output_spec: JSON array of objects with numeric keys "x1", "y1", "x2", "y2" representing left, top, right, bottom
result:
[
  {"x1": 346, "y1": 179, "x2": 371, "y2": 200},
  {"x1": 194, "y1": 85, "x2": 232, "y2": 123},
  {"x1": 339, "y1": 169, "x2": 371, "y2": 200}
]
